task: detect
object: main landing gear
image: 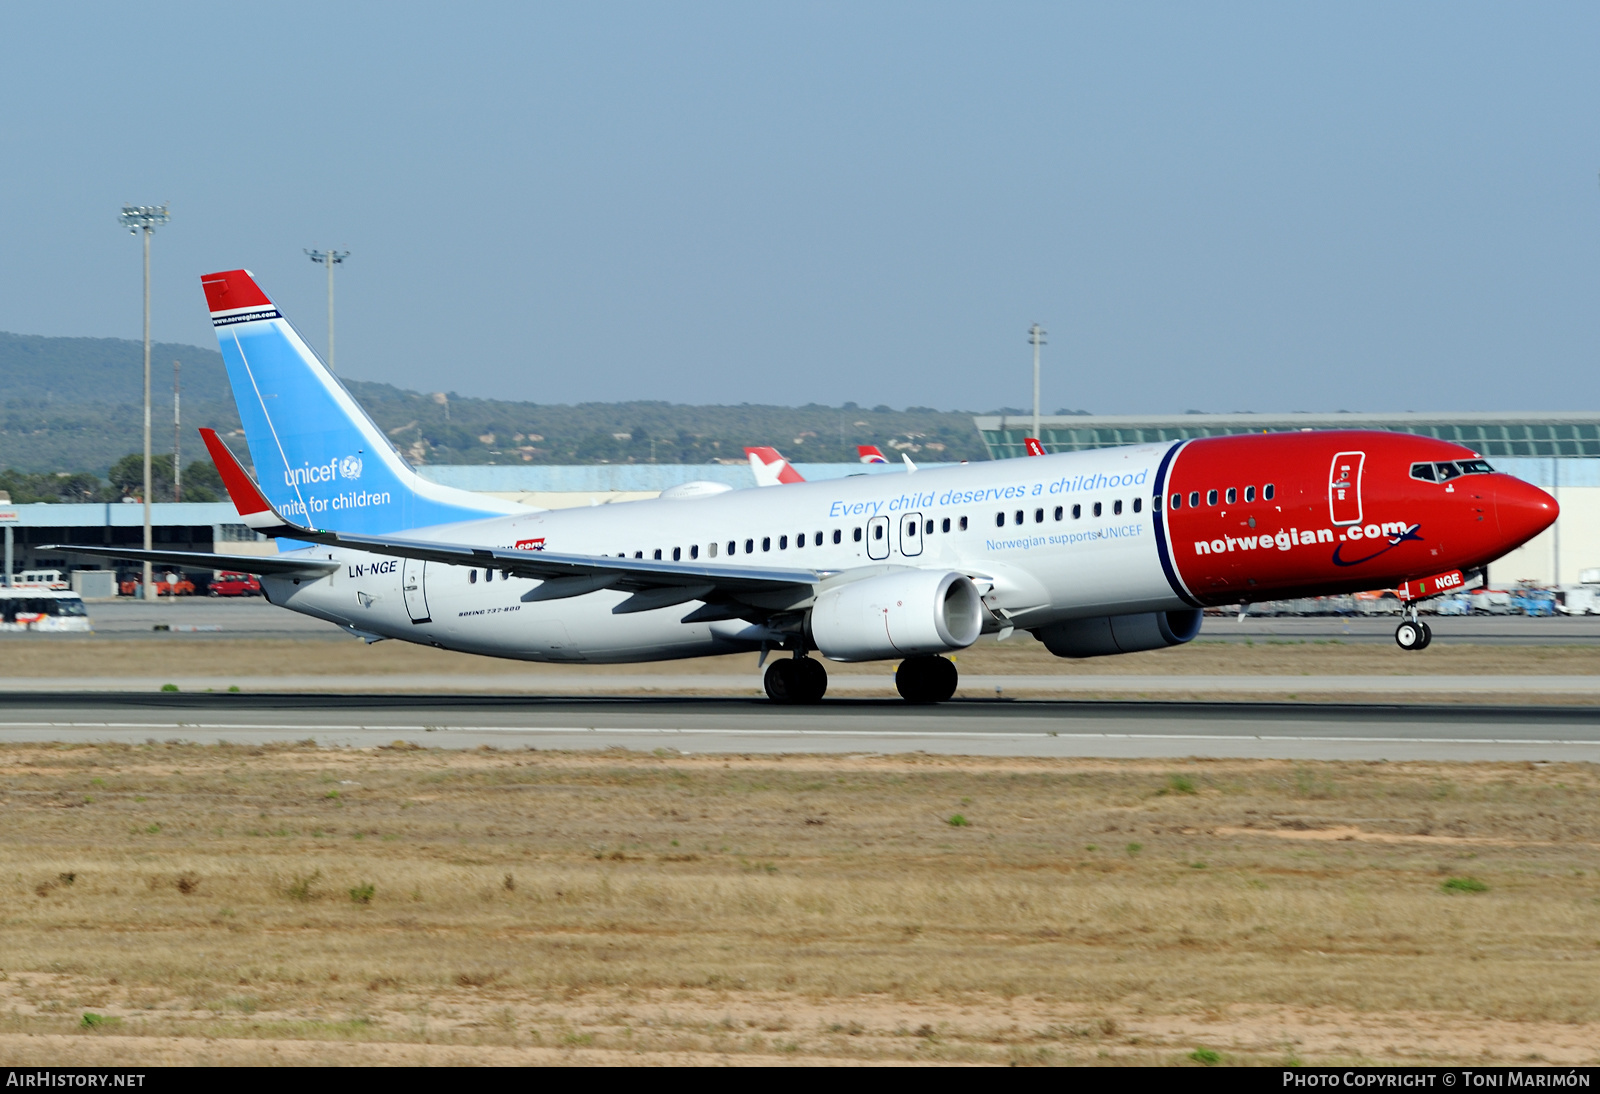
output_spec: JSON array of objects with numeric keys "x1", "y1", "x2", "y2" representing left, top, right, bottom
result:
[
  {"x1": 1395, "y1": 605, "x2": 1433, "y2": 652},
  {"x1": 895, "y1": 655, "x2": 959, "y2": 704},
  {"x1": 764, "y1": 655, "x2": 828, "y2": 704}
]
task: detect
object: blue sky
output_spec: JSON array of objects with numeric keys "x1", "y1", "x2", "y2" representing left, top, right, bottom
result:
[{"x1": 2, "y1": 3, "x2": 1597, "y2": 413}]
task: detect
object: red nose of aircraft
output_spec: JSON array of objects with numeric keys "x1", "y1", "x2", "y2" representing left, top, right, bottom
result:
[{"x1": 1494, "y1": 476, "x2": 1559, "y2": 549}]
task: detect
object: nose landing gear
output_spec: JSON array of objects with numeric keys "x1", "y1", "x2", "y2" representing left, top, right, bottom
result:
[
  {"x1": 1395, "y1": 604, "x2": 1433, "y2": 651},
  {"x1": 764, "y1": 655, "x2": 828, "y2": 704}
]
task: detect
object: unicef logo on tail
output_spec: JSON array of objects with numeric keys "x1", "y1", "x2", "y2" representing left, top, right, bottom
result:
[{"x1": 339, "y1": 455, "x2": 363, "y2": 480}]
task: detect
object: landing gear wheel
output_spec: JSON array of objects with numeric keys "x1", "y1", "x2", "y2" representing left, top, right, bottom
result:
[
  {"x1": 895, "y1": 655, "x2": 959, "y2": 704},
  {"x1": 1416, "y1": 620, "x2": 1432, "y2": 650},
  {"x1": 764, "y1": 657, "x2": 827, "y2": 704},
  {"x1": 1395, "y1": 621, "x2": 1425, "y2": 651}
]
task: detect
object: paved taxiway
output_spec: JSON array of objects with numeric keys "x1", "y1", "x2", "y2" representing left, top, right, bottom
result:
[{"x1": 2, "y1": 692, "x2": 1597, "y2": 761}]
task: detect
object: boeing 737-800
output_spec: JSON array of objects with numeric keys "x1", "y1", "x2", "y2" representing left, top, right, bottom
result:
[{"x1": 55, "y1": 269, "x2": 1558, "y2": 704}]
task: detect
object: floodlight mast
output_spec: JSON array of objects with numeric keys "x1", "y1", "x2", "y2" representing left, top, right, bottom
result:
[
  {"x1": 305, "y1": 248, "x2": 350, "y2": 372},
  {"x1": 118, "y1": 203, "x2": 170, "y2": 600},
  {"x1": 1028, "y1": 323, "x2": 1047, "y2": 450}
]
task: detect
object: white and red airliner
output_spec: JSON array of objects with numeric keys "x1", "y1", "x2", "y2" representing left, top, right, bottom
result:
[{"x1": 56, "y1": 270, "x2": 1558, "y2": 703}]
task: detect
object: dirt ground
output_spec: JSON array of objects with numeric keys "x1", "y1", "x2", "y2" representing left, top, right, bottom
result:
[
  {"x1": 4, "y1": 632, "x2": 1600, "y2": 679},
  {"x1": 0, "y1": 744, "x2": 1596, "y2": 1066}
]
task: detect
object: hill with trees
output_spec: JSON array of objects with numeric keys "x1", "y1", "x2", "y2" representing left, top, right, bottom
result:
[{"x1": 0, "y1": 330, "x2": 1055, "y2": 481}]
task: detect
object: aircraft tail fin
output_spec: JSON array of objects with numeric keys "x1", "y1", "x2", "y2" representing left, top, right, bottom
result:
[
  {"x1": 857, "y1": 445, "x2": 889, "y2": 464},
  {"x1": 1024, "y1": 437, "x2": 1046, "y2": 457},
  {"x1": 745, "y1": 446, "x2": 805, "y2": 487},
  {"x1": 200, "y1": 269, "x2": 521, "y2": 534}
]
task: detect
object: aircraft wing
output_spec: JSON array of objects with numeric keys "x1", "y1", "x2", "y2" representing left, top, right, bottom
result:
[
  {"x1": 40, "y1": 545, "x2": 340, "y2": 578},
  {"x1": 196, "y1": 427, "x2": 824, "y2": 610}
]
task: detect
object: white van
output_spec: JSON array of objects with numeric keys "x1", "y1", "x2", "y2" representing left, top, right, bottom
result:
[
  {"x1": 15, "y1": 570, "x2": 69, "y2": 589},
  {"x1": 0, "y1": 589, "x2": 92, "y2": 632}
]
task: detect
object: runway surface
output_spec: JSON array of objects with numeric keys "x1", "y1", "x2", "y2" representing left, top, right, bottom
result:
[
  {"x1": 3, "y1": 691, "x2": 1598, "y2": 761},
  {"x1": 2, "y1": 672, "x2": 1599, "y2": 696}
]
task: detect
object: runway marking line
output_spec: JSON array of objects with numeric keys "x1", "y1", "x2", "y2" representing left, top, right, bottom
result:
[{"x1": 3, "y1": 722, "x2": 1599, "y2": 747}]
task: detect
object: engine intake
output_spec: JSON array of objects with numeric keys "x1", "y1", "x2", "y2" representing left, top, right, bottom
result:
[
  {"x1": 810, "y1": 570, "x2": 983, "y2": 662},
  {"x1": 1034, "y1": 609, "x2": 1202, "y2": 658}
]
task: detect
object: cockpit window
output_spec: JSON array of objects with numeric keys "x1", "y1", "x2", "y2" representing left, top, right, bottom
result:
[{"x1": 1412, "y1": 458, "x2": 1493, "y2": 483}]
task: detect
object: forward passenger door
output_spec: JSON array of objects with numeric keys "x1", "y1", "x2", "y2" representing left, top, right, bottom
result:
[{"x1": 866, "y1": 515, "x2": 890, "y2": 560}]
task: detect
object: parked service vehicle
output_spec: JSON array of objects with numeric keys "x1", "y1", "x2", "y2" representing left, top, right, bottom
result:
[
  {"x1": 1435, "y1": 595, "x2": 1472, "y2": 616},
  {"x1": 1558, "y1": 587, "x2": 1600, "y2": 615},
  {"x1": 1512, "y1": 589, "x2": 1556, "y2": 616},
  {"x1": 209, "y1": 571, "x2": 262, "y2": 597},
  {"x1": 0, "y1": 590, "x2": 91, "y2": 632},
  {"x1": 14, "y1": 569, "x2": 68, "y2": 589},
  {"x1": 1470, "y1": 589, "x2": 1515, "y2": 615},
  {"x1": 1353, "y1": 590, "x2": 1403, "y2": 615},
  {"x1": 119, "y1": 571, "x2": 197, "y2": 597}
]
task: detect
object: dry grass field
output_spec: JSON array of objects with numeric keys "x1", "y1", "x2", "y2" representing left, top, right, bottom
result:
[{"x1": 0, "y1": 742, "x2": 1596, "y2": 1065}]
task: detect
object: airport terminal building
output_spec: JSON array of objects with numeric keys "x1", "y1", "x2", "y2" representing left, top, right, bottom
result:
[{"x1": 5, "y1": 412, "x2": 1593, "y2": 589}]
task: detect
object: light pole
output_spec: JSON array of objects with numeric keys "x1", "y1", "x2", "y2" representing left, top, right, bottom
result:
[
  {"x1": 119, "y1": 203, "x2": 170, "y2": 600},
  {"x1": 1028, "y1": 323, "x2": 1047, "y2": 450},
  {"x1": 305, "y1": 248, "x2": 350, "y2": 371}
]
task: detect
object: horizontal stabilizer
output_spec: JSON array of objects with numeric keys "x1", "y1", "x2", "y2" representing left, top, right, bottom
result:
[{"x1": 42, "y1": 545, "x2": 339, "y2": 578}]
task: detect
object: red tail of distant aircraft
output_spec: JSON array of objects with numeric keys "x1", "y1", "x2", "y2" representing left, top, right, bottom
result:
[
  {"x1": 1024, "y1": 437, "x2": 1046, "y2": 457},
  {"x1": 745, "y1": 447, "x2": 805, "y2": 487},
  {"x1": 857, "y1": 445, "x2": 889, "y2": 464}
]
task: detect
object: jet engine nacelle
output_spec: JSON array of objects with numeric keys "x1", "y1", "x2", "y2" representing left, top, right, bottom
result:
[
  {"x1": 810, "y1": 570, "x2": 983, "y2": 662},
  {"x1": 1034, "y1": 609, "x2": 1203, "y2": 658}
]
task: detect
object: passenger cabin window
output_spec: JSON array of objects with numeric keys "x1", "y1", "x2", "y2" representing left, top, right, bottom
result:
[
  {"x1": 779, "y1": 535, "x2": 788, "y2": 549},
  {"x1": 815, "y1": 530, "x2": 823, "y2": 543},
  {"x1": 745, "y1": 539, "x2": 754, "y2": 553},
  {"x1": 1035, "y1": 508, "x2": 1044, "y2": 523},
  {"x1": 654, "y1": 549, "x2": 662, "y2": 560},
  {"x1": 1189, "y1": 491, "x2": 1200, "y2": 508},
  {"x1": 708, "y1": 542, "x2": 717, "y2": 558},
  {"x1": 941, "y1": 518, "x2": 951, "y2": 533},
  {"x1": 1113, "y1": 499, "x2": 1122, "y2": 515},
  {"x1": 1014, "y1": 510, "x2": 1024, "y2": 525},
  {"x1": 834, "y1": 529, "x2": 843, "y2": 543},
  {"x1": 1053, "y1": 506, "x2": 1063, "y2": 521},
  {"x1": 959, "y1": 516, "x2": 968, "y2": 531},
  {"x1": 1245, "y1": 485, "x2": 1256, "y2": 502},
  {"x1": 762, "y1": 537, "x2": 771, "y2": 551},
  {"x1": 1133, "y1": 497, "x2": 1142, "y2": 513},
  {"x1": 1093, "y1": 501, "x2": 1102, "y2": 517},
  {"x1": 1226, "y1": 488, "x2": 1236, "y2": 504},
  {"x1": 672, "y1": 547, "x2": 681, "y2": 561},
  {"x1": 1264, "y1": 483, "x2": 1275, "y2": 500},
  {"x1": 690, "y1": 545, "x2": 698, "y2": 559},
  {"x1": 1207, "y1": 489, "x2": 1218, "y2": 506},
  {"x1": 925, "y1": 519, "x2": 934, "y2": 535},
  {"x1": 995, "y1": 512, "x2": 1005, "y2": 528},
  {"x1": 853, "y1": 528, "x2": 863, "y2": 542},
  {"x1": 1072, "y1": 504, "x2": 1081, "y2": 519},
  {"x1": 728, "y1": 540, "x2": 737, "y2": 555},
  {"x1": 469, "y1": 570, "x2": 477, "y2": 584},
  {"x1": 1171, "y1": 493, "x2": 1182, "y2": 509},
  {"x1": 873, "y1": 524, "x2": 884, "y2": 541},
  {"x1": 1151, "y1": 495, "x2": 1159, "y2": 511},
  {"x1": 796, "y1": 533, "x2": 805, "y2": 548}
]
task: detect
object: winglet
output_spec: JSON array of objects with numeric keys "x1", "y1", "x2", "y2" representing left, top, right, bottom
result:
[{"x1": 199, "y1": 427, "x2": 298, "y2": 533}]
